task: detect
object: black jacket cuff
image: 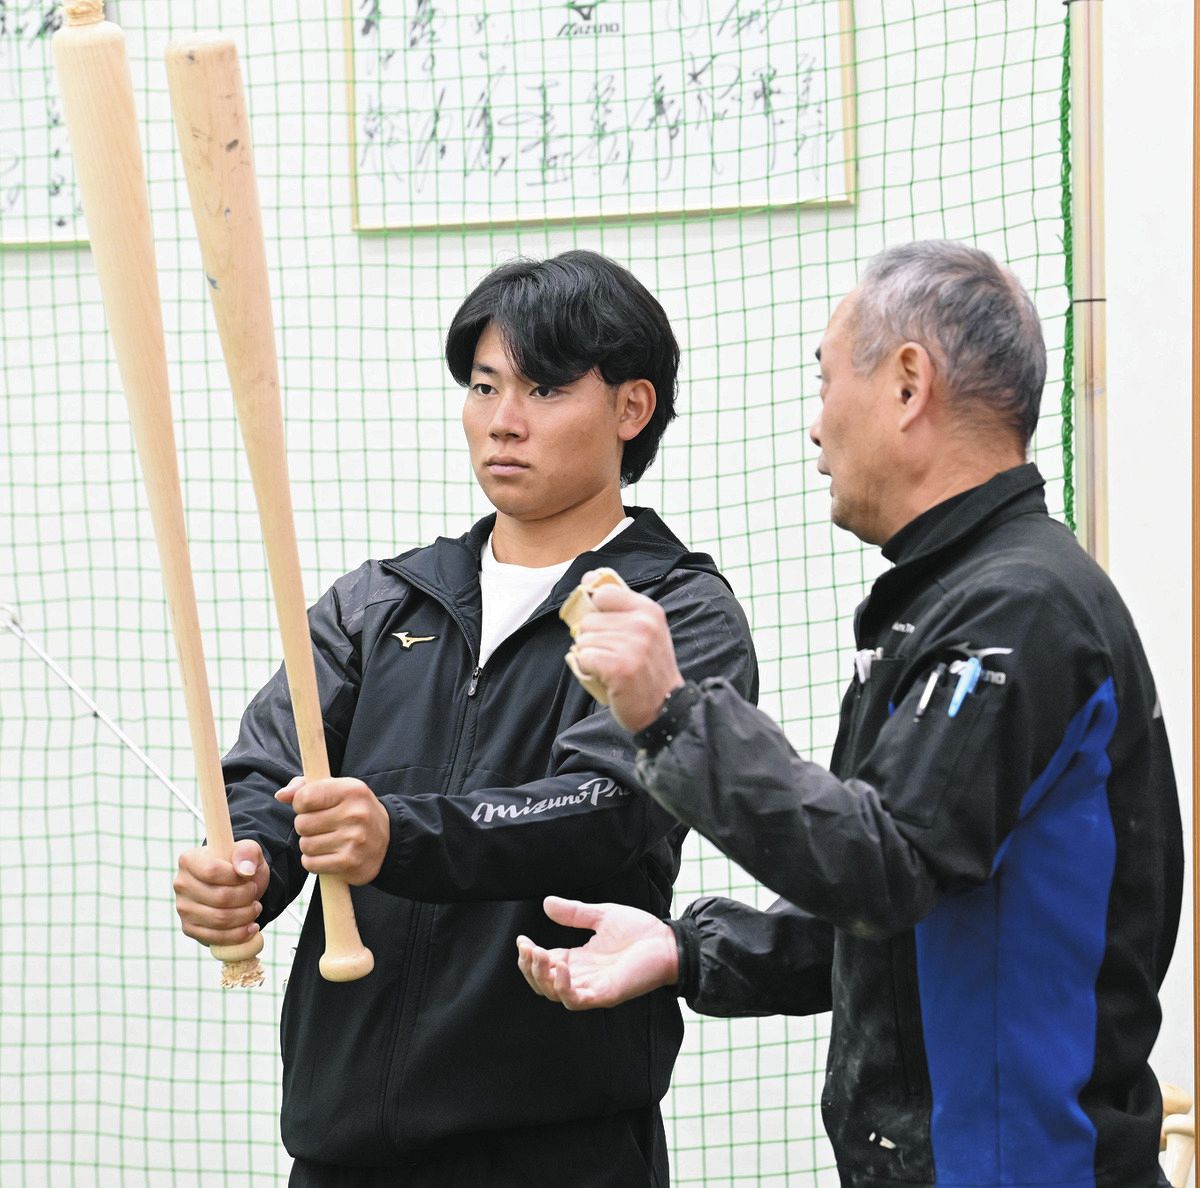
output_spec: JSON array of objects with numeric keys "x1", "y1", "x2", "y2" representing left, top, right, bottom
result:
[
  {"x1": 666, "y1": 914, "x2": 700, "y2": 999},
  {"x1": 634, "y1": 681, "x2": 703, "y2": 756}
]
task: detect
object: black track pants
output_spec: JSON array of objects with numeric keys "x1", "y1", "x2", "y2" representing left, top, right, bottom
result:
[{"x1": 288, "y1": 1105, "x2": 669, "y2": 1187}]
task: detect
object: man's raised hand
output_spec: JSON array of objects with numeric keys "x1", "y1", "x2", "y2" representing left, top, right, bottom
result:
[{"x1": 568, "y1": 576, "x2": 685, "y2": 732}]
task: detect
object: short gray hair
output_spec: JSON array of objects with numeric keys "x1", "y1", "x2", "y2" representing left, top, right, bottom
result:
[{"x1": 850, "y1": 240, "x2": 1047, "y2": 444}]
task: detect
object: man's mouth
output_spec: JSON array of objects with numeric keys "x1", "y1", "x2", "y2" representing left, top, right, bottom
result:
[{"x1": 486, "y1": 457, "x2": 529, "y2": 476}]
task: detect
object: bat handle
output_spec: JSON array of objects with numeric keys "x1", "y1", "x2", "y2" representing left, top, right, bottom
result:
[
  {"x1": 318, "y1": 877, "x2": 375, "y2": 982},
  {"x1": 289, "y1": 744, "x2": 373, "y2": 978},
  {"x1": 290, "y1": 755, "x2": 373, "y2": 981}
]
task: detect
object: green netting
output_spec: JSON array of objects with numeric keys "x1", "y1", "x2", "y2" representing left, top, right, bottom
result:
[{"x1": 1, "y1": 1, "x2": 1072, "y2": 1183}]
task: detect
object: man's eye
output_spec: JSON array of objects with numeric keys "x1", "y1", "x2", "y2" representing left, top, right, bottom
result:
[
  {"x1": 532, "y1": 385, "x2": 556, "y2": 398},
  {"x1": 471, "y1": 383, "x2": 496, "y2": 397}
]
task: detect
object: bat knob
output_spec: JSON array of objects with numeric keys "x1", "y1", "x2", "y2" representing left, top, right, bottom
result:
[
  {"x1": 212, "y1": 933, "x2": 266, "y2": 988},
  {"x1": 64, "y1": 0, "x2": 105, "y2": 27},
  {"x1": 318, "y1": 948, "x2": 376, "y2": 983},
  {"x1": 219, "y1": 958, "x2": 266, "y2": 990}
]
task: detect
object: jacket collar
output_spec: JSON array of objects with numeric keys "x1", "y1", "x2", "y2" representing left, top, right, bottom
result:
[
  {"x1": 881, "y1": 462, "x2": 1046, "y2": 568},
  {"x1": 857, "y1": 462, "x2": 1048, "y2": 639},
  {"x1": 382, "y1": 506, "x2": 723, "y2": 632}
]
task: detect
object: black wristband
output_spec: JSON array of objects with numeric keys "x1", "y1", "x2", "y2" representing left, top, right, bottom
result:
[{"x1": 633, "y1": 680, "x2": 702, "y2": 756}]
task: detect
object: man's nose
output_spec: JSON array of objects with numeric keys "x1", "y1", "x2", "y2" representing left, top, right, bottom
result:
[
  {"x1": 489, "y1": 390, "x2": 526, "y2": 439},
  {"x1": 808, "y1": 415, "x2": 822, "y2": 448}
]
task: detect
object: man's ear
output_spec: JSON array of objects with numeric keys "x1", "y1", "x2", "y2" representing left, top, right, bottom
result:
[
  {"x1": 895, "y1": 341, "x2": 936, "y2": 431},
  {"x1": 616, "y1": 379, "x2": 657, "y2": 441}
]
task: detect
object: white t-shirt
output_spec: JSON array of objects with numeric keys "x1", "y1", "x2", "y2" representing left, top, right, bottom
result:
[{"x1": 478, "y1": 517, "x2": 633, "y2": 669}]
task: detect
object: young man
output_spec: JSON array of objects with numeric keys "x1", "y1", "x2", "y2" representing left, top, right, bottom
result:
[
  {"x1": 519, "y1": 241, "x2": 1183, "y2": 1188},
  {"x1": 172, "y1": 249, "x2": 757, "y2": 1186}
]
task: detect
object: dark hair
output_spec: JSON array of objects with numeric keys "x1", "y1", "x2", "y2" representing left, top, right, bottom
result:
[{"x1": 445, "y1": 250, "x2": 679, "y2": 485}]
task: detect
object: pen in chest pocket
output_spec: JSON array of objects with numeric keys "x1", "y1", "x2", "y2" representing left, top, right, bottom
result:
[
  {"x1": 913, "y1": 663, "x2": 946, "y2": 721},
  {"x1": 947, "y1": 656, "x2": 982, "y2": 717}
]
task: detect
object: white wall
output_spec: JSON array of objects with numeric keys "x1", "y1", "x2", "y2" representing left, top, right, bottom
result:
[{"x1": 1105, "y1": 0, "x2": 1195, "y2": 1104}]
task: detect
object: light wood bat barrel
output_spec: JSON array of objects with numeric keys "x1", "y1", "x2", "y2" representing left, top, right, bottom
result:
[
  {"x1": 164, "y1": 36, "x2": 373, "y2": 982},
  {"x1": 53, "y1": 2, "x2": 263, "y2": 984},
  {"x1": 1163, "y1": 1082, "x2": 1194, "y2": 1121},
  {"x1": 1163, "y1": 1114, "x2": 1196, "y2": 1188}
]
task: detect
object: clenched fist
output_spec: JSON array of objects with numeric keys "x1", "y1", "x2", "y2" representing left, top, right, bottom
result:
[
  {"x1": 174, "y1": 838, "x2": 269, "y2": 948},
  {"x1": 276, "y1": 775, "x2": 391, "y2": 885},
  {"x1": 570, "y1": 575, "x2": 685, "y2": 732}
]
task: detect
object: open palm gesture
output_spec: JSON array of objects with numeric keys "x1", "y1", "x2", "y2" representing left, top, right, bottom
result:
[{"x1": 516, "y1": 896, "x2": 679, "y2": 1010}]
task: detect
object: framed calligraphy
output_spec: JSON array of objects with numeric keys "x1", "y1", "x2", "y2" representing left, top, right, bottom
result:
[
  {"x1": 345, "y1": 0, "x2": 856, "y2": 230},
  {"x1": 1, "y1": 0, "x2": 85, "y2": 247}
]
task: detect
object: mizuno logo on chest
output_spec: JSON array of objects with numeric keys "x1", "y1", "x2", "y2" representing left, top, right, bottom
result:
[{"x1": 393, "y1": 631, "x2": 437, "y2": 649}]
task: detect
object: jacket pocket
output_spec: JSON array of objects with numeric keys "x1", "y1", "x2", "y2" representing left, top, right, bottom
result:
[
  {"x1": 840, "y1": 657, "x2": 903, "y2": 769},
  {"x1": 866, "y1": 671, "x2": 996, "y2": 831},
  {"x1": 890, "y1": 932, "x2": 927, "y2": 1099},
  {"x1": 821, "y1": 940, "x2": 934, "y2": 1184},
  {"x1": 379, "y1": 901, "x2": 433, "y2": 1146}
]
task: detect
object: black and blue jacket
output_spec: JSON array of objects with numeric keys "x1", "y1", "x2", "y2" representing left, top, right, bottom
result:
[
  {"x1": 220, "y1": 507, "x2": 758, "y2": 1175},
  {"x1": 640, "y1": 465, "x2": 1183, "y2": 1187}
]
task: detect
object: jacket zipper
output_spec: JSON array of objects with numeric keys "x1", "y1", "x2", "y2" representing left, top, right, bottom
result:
[
  {"x1": 445, "y1": 664, "x2": 485, "y2": 795},
  {"x1": 386, "y1": 563, "x2": 670, "y2": 794},
  {"x1": 444, "y1": 590, "x2": 593, "y2": 792},
  {"x1": 379, "y1": 563, "x2": 480, "y2": 785},
  {"x1": 371, "y1": 563, "x2": 482, "y2": 1132}
]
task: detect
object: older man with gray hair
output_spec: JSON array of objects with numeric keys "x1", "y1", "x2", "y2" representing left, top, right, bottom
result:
[{"x1": 517, "y1": 240, "x2": 1183, "y2": 1187}]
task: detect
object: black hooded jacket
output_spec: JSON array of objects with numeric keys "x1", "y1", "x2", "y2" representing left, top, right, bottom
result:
[{"x1": 221, "y1": 507, "x2": 758, "y2": 1166}]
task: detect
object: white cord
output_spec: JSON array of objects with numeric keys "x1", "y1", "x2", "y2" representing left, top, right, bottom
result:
[{"x1": 1, "y1": 603, "x2": 306, "y2": 931}]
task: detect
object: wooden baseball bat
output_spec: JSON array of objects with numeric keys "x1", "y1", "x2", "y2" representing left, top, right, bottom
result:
[
  {"x1": 52, "y1": 1, "x2": 264, "y2": 988},
  {"x1": 164, "y1": 36, "x2": 373, "y2": 982},
  {"x1": 1164, "y1": 1114, "x2": 1196, "y2": 1188}
]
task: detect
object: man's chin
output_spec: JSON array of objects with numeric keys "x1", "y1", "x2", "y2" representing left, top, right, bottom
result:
[
  {"x1": 478, "y1": 475, "x2": 529, "y2": 511},
  {"x1": 828, "y1": 500, "x2": 859, "y2": 538},
  {"x1": 482, "y1": 490, "x2": 540, "y2": 521},
  {"x1": 830, "y1": 504, "x2": 883, "y2": 547}
]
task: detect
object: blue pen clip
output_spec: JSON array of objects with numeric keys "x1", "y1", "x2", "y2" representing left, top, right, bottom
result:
[{"x1": 947, "y1": 656, "x2": 981, "y2": 718}]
